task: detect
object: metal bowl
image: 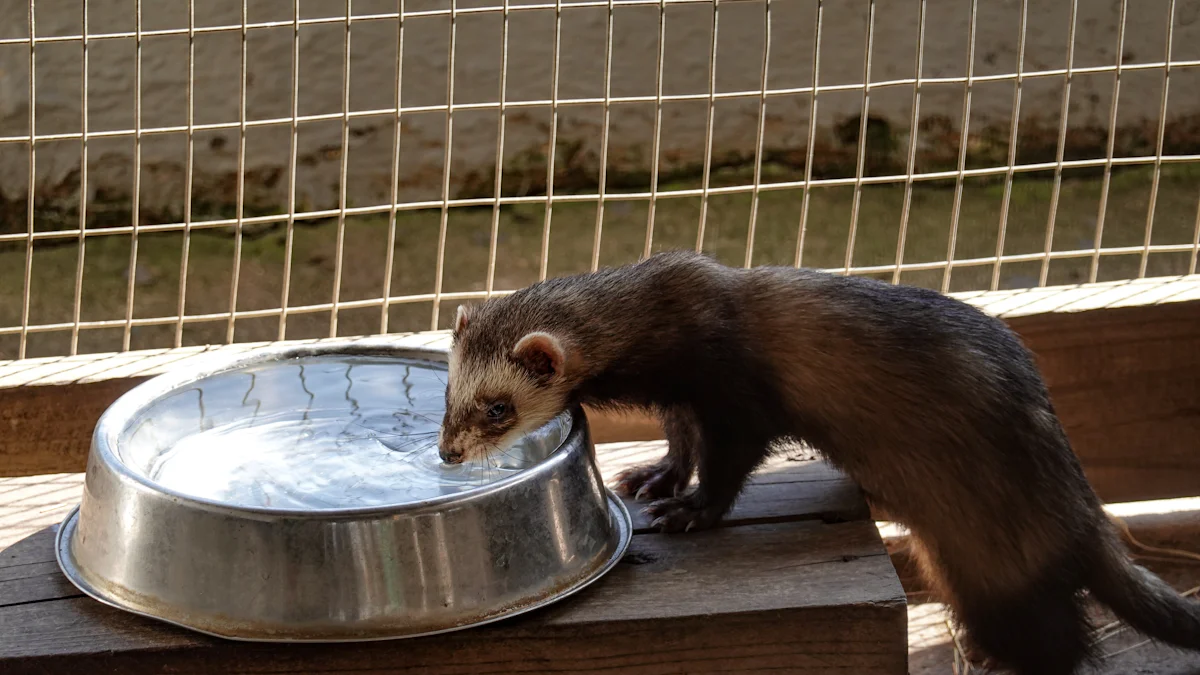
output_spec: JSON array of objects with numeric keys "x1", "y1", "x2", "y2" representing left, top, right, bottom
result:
[{"x1": 55, "y1": 339, "x2": 631, "y2": 642}]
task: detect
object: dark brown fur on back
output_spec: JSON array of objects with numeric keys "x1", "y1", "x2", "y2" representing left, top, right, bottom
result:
[{"x1": 443, "y1": 250, "x2": 1200, "y2": 675}]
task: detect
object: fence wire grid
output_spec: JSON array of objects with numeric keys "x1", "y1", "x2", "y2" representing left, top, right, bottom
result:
[{"x1": 1, "y1": 0, "x2": 1199, "y2": 360}]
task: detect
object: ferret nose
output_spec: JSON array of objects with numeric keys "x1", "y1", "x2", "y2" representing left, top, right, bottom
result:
[{"x1": 438, "y1": 438, "x2": 464, "y2": 464}]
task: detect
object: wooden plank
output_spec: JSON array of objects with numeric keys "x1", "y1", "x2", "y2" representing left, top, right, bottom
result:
[
  {"x1": 0, "y1": 443, "x2": 865, "y2": 554},
  {"x1": 0, "y1": 520, "x2": 906, "y2": 674},
  {"x1": 4, "y1": 276, "x2": 1197, "y2": 502},
  {"x1": 0, "y1": 442, "x2": 866, "y2": 609},
  {"x1": 908, "y1": 599, "x2": 1200, "y2": 675},
  {"x1": 600, "y1": 442, "x2": 868, "y2": 530},
  {"x1": 0, "y1": 379, "x2": 142, "y2": 480},
  {"x1": 0, "y1": 335, "x2": 451, "y2": 479},
  {"x1": 0, "y1": 333, "x2": 658, "y2": 477},
  {"x1": 3, "y1": 601, "x2": 904, "y2": 674},
  {"x1": 0, "y1": 519, "x2": 896, "y2": 616},
  {"x1": 555, "y1": 278, "x2": 1200, "y2": 504},
  {"x1": 0, "y1": 437, "x2": 901, "y2": 673},
  {"x1": 885, "y1": 496, "x2": 1200, "y2": 600},
  {"x1": 0, "y1": 558, "x2": 77, "y2": 608},
  {"x1": 953, "y1": 274, "x2": 1200, "y2": 318},
  {"x1": 0, "y1": 474, "x2": 84, "y2": 560},
  {"x1": 1007, "y1": 299, "x2": 1200, "y2": 503}
]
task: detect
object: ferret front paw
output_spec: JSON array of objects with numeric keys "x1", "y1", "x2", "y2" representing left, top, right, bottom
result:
[
  {"x1": 644, "y1": 495, "x2": 721, "y2": 533},
  {"x1": 612, "y1": 462, "x2": 689, "y2": 501}
]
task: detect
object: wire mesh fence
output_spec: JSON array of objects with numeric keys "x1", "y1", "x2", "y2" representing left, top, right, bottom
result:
[{"x1": 1, "y1": 0, "x2": 1198, "y2": 360}]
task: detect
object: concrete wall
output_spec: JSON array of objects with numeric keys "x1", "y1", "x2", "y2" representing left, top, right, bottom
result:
[{"x1": 0, "y1": 0, "x2": 1196, "y2": 220}]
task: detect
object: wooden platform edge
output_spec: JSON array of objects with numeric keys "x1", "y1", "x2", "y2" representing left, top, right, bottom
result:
[
  {"x1": 886, "y1": 496, "x2": 1200, "y2": 598},
  {"x1": 0, "y1": 452, "x2": 906, "y2": 673},
  {"x1": 2, "y1": 276, "x2": 1199, "y2": 504}
]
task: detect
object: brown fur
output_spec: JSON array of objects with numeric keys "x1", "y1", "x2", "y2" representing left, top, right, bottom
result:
[{"x1": 439, "y1": 250, "x2": 1200, "y2": 675}]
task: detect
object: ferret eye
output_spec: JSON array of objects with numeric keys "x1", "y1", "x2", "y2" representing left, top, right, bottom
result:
[{"x1": 485, "y1": 402, "x2": 508, "y2": 419}]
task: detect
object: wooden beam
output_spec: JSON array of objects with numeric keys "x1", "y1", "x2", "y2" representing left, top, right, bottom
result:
[
  {"x1": 596, "y1": 277, "x2": 1200, "y2": 503},
  {"x1": 0, "y1": 333, "x2": 662, "y2": 476},
  {"x1": 0, "y1": 519, "x2": 907, "y2": 674},
  {"x1": 2, "y1": 276, "x2": 1199, "y2": 503},
  {"x1": 885, "y1": 496, "x2": 1200, "y2": 599},
  {"x1": 0, "y1": 442, "x2": 906, "y2": 674},
  {"x1": 1011, "y1": 298, "x2": 1200, "y2": 503},
  {"x1": 602, "y1": 441, "x2": 871, "y2": 529}
]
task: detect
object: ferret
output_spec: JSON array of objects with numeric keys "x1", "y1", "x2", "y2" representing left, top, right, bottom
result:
[{"x1": 437, "y1": 249, "x2": 1200, "y2": 675}]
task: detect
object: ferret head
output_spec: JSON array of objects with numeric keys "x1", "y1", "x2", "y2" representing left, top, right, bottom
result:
[{"x1": 438, "y1": 303, "x2": 575, "y2": 464}]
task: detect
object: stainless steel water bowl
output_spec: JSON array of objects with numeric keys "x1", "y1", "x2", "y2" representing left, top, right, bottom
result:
[{"x1": 56, "y1": 339, "x2": 631, "y2": 642}]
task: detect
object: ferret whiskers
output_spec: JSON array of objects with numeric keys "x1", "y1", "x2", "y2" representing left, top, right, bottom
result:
[{"x1": 398, "y1": 411, "x2": 442, "y2": 425}]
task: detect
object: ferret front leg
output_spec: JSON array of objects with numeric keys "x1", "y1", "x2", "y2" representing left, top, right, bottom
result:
[
  {"x1": 612, "y1": 406, "x2": 699, "y2": 501},
  {"x1": 645, "y1": 425, "x2": 768, "y2": 533}
]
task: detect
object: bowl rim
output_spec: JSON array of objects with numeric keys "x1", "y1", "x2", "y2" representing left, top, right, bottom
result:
[{"x1": 92, "y1": 337, "x2": 582, "y2": 519}]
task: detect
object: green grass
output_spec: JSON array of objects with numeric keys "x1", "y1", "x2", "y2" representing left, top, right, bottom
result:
[{"x1": 2, "y1": 164, "x2": 1198, "y2": 360}]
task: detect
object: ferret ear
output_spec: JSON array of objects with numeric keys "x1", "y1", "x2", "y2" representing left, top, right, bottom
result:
[
  {"x1": 453, "y1": 304, "x2": 472, "y2": 337},
  {"x1": 512, "y1": 332, "x2": 566, "y2": 383}
]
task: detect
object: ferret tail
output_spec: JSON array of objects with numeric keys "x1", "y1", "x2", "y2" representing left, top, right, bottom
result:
[{"x1": 1086, "y1": 524, "x2": 1200, "y2": 649}]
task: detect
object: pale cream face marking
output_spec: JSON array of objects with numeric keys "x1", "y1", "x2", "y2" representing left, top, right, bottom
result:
[{"x1": 442, "y1": 335, "x2": 573, "y2": 462}]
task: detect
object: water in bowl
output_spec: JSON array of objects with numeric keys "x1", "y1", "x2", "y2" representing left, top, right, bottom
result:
[{"x1": 119, "y1": 355, "x2": 568, "y2": 510}]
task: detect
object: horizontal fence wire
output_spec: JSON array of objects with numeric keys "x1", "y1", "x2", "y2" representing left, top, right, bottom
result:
[{"x1": 2, "y1": 0, "x2": 1199, "y2": 359}]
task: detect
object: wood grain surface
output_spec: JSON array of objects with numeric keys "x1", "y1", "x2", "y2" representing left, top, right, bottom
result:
[
  {"x1": 0, "y1": 441, "x2": 907, "y2": 674},
  {"x1": 3, "y1": 276, "x2": 1199, "y2": 504}
]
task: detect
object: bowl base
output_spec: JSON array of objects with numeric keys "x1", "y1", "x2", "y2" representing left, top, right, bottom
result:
[{"x1": 55, "y1": 493, "x2": 632, "y2": 643}]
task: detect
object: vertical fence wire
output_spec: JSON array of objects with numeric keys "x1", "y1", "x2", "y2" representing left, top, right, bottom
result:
[
  {"x1": 278, "y1": 2, "x2": 302, "y2": 341},
  {"x1": 71, "y1": 1, "x2": 89, "y2": 354},
  {"x1": 538, "y1": 0, "x2": 563, "y2": 282},
  {"x1": 174, "y1": 1, "x2": 195, "y2": 347},
  {"x1": 19, "y1": 0, "x2": 35, "y2": 360},
  {"x1": 329, "y1": 1, "x2": 354, "y2": 338},
  {"x1": 1139, "y1": 0, "x2": 1176, "y2": 279},
  {"x1": 485, "y1": 0, "x2": 508, "y2": 294},
  {"x1": 794, "y1": 0, "x2": 822, "y2": 268},
  {"x1": 1191, "y1": 186, "x2": 1200, "y2": 275},
  {"x1": 1038, "y1": 0, "x2": 1078, "y2": 287},
  {"x1": 842, "y1": 0, "x2": 875, "y2": 276},
  {"x1": 591, "y1": 0, "x2": 615, "y2": 272},
  {"x1": 5, "y1": 1, "x2": 1200, "y2": 360},
  {"x1": 226, "y1": 0, "x2": 249, "y2": 343},
  {"x1": 1090, "y1": 0, "x2": 1129, "y2": 283},
  {"x1": 121, "y1": 0, "x2": 142, "y2": 351},
  {"x1": 694, "y1": 0, "x2": 719, "y2": 254},
  {"x1": 430, "y1": 0, "x2": 457, "y2": 331},
  {"x1": 743, "y1": 0, "x2": 771, "y2": 268},
  {"x1": 642, "y1": 0, "x2": 667, "y2": 259},
  {"x1": 941, "y1": 0, "x2": 979, "y2": 293},
  {"x1": 891, "y1": 0, "x2": 927, "y2": 285},
  {"x1": 174, "y1": 2, "x2": 194, "y2": 343},
  {"x1": 990, "y1": 0, "x2": 1028, "y2": 292},
  {"x1": 380, "y1": 0, "x2": 405, "y2": 331}
]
